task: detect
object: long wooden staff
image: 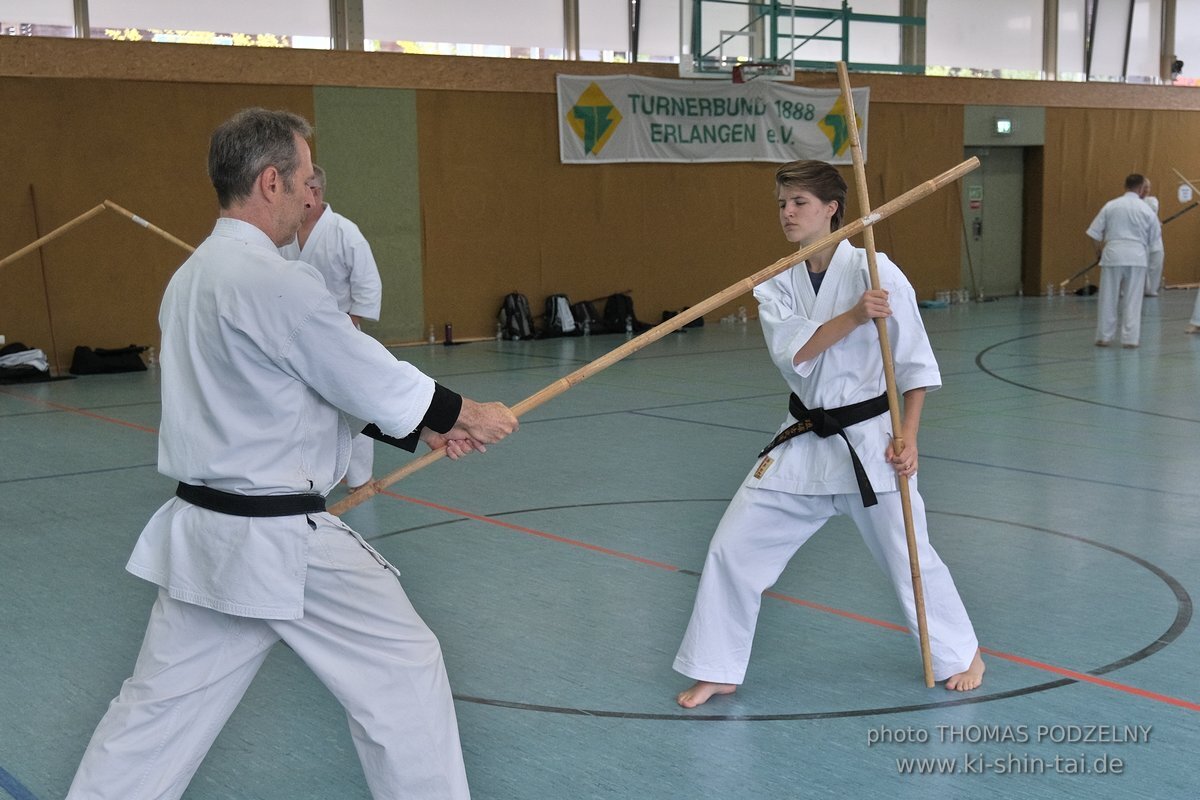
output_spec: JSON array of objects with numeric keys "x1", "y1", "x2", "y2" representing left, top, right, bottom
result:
[
  {"x1": 102, "y1": 200, "x2": 196, "y2": 253},
  {"x1": 837, "y1": 62, "x2": 934, "y2": 688},
  {"x1": 0, "y1": 203, "x2": 108, "y2": 270},
  {"x1": 27, "y1": 186, "x2": 64, "y2": 375},
  {"x1": 331, "y1": 155, "x2": 979, "y2": 516},
  {"x1": 1, "y1": 200, "x2": 195, "y2": 271}
]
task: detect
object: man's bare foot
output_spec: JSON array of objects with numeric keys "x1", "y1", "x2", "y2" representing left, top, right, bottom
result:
[
  {"x1": 944, "y1": 650, "x2": 985, "y2": 692},
  {"x1": 677, "y1": 681, "x2": 736, "y2": 708}
]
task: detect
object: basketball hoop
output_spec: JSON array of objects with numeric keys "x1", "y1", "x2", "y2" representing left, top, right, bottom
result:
[{"x1": 731, "y1": 61, "x2": 793, "y2": 84}]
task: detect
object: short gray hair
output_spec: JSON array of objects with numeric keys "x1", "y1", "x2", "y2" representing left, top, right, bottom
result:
[{"x1": 208, "y1": 108, "x2": 313, "y2": 209}]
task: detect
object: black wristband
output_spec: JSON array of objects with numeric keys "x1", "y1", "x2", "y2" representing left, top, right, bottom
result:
[
  {"x1": 361, "y1": 423, "x2": 420, "y2": 453},
  {"x1": 421, "y1": 383, "x2": 462, "y2": 434}
]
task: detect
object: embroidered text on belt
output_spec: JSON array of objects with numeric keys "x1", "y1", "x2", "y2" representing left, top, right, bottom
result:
[
  {"x1": 757, "y1": 392, "x2": 890, "y2": 507},
  {"x1": 175, "y1": 482, "x2": 326, "y2": 517}
]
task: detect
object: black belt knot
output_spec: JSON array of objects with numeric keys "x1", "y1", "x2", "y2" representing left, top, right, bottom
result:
[
  {"x1": 175, "y1": 482, "x2": 326, "y2": 517},
  {"x1": 757, "y1": 392, "x2": 890, "y2": 507}
]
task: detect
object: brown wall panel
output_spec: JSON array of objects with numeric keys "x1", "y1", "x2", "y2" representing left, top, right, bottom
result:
[
  {"x1": 7, "y1": 37, "x2": 1200, "y2": 357},
  {"x1": 1043, "y1": 107, "x2": 1200, "y2": 288},
  {"x1": 0, "y1": 77, "x2": 313, "y2": 368},
  {"x1": 416, "y1": 91, "x2": 967, "y2": 339}
]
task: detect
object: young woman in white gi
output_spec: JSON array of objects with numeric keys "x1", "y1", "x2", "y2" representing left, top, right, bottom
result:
[{"x1": 674, "y1": 160, "x2": 984, "y2": 708}]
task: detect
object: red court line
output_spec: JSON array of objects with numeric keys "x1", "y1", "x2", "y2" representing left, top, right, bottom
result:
[
  {"x1": 8, "y1": 390, "x2": 1194, "y2": 715},
  {"x1": 763, "y1": 590, "x2": 908, "y2": 632},
  {"x1": 384, "y1": 491, "x2": 681, "y2": 572},
  {"x1": 384, "y1": 490, "x2": 1200, "y2": 714},
  {"x1": 980, "y1": 647, "x2": 1200, "y2": 712},
  {"x1": 0, "y1": 388, "x2": 158, "y2": 434}
]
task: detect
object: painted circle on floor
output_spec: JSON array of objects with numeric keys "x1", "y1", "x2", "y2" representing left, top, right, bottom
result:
[{"x1": 374, "y1": 501, "x2": 1191, "y2": 722}]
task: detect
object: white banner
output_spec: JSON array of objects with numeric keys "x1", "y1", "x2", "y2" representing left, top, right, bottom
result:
[{"x1": 557, "y1": 74, "x2": 868, "y2": 165}]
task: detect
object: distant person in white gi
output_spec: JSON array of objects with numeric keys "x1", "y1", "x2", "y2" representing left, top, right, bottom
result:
[
  {"x1": 66, "y1": 107, "x2": 517, "y2": 799},
  {"x1": 1142, "y1": 188, "x2": 1163, "y2": 297},
  {"x1": 1086, "y1": 174, "x2": 1161, "y2": 348},
  {"x1": 281, "y1": 164, "x2": 382, "y2": 491},
  {"x1": 673, "y1": 160, "x2": 984, "y2": 709},
  {"x1": 1188, "y1": 293, "x2": 1200, "y2": 335}
]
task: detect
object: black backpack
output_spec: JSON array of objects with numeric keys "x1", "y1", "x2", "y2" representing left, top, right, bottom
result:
[
  {"x1": 542, "y1": 294, "x2": 578, "y2": 337},
  {"x1": 570, "y1": 300, "x2": 604, "y2": 334},
  {"x1": 498, "y1": 292, "x2": 536, "y2": 340},
  {"x1": 603, "y1": 293, "x2": 646, "y2": 333}
]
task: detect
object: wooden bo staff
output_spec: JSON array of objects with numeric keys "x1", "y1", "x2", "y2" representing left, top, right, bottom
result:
[
  {"x1": 331, "y1": 154, "x2": 980, "y2": 517},
  {"x1": 837, "y1": 62, "x2": 934, "y2": 688},
  {"x1": 0, "y1": 202, "x2": 108, "y2": 270},
  {"x1": 102, "y1": 200, "x2": 196, "y2": 253},
  {"x1": 0, "y1": 200, "x2": 194, "y2": 271}
]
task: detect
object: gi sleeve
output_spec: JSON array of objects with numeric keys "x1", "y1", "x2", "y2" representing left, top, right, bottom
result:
[
  {"x1": 360, "y1": 383, "x2": 463, "y2": 451},
  {"x1": 754, "y1": 274, "x2": 822, "y2": 379},
  {"x1": 879, "y1": 259, "x2": 941, "y2": 394}
]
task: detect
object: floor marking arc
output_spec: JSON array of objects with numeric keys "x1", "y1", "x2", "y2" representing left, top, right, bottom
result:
[{"x1": 374, "y1": 492, "x2": 1196, "y2": 718}]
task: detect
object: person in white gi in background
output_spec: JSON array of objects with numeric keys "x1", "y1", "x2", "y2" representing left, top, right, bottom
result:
[
  {"x1": 1188, "y1": 292, "x2": 1200, "y2": 335},
  {"x1": 280, "y1": 164, "x2": 383, "y2": 491},
  {"x1": 1142, "y1": 189, "x2": 1163, "y2": 297},
  {"x1": 67, "y1": 108, "x2": 517, "y2": 799},
  {"x1": 1086, "y1": 173, "x2": 1161, "y2": 348},
  {"x1": 674, "y1": 160, "x2": 984, "y2": 709}
]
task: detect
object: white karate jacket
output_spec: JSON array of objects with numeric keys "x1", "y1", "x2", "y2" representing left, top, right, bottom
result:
[
  {"x1": 127, "y1": 219, "x2": 433, "y2": 619},
  {"x1": 280, "y1": 204, "x2": 383, "y2": 320},
  {"x1": 747, "y1": 240, "x2": 941, "y2": 497},
  {"x1": 1086, "y1": 191, "x2": 1162, "y2": 267}
]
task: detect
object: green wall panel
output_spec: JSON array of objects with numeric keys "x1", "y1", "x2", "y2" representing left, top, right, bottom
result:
[{"x1": 313, "y1": 86, "x2": 423, "y2": 343}]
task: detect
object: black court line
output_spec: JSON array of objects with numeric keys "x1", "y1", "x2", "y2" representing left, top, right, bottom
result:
[
  {"x1": 367, "y1": 499, "x2": 1191, "y2": 721},
  {"x1": 977, "y1": 330, "x2": 1200, "y2": 424},
  {"x1": 0, "y1": 463, "x2": 159, "y2": 486}
]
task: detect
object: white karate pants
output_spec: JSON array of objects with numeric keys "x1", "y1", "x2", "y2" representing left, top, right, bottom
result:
[
  {"x1": 1096, "y1": 264, "x2": 1146, "y2": 346},
  {"x1": 1144, "y1": 251, "x2": 1163, "y2": 296},
  {"x1": 346, "y1": 431, "x2": 376, "y2": 489},
  {"x1": 674, "y1": 484, "x2": 978, "y2": 685},
  {"x1": 67, "y1": 522, "x2": 470, "y2": 800}
]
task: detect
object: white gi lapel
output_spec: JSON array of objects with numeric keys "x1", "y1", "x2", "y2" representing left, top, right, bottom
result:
[
  {"x1": 810, "y1": 240, "x2": 857, "y2": 323},
  {"x1": 791, "y1": 260, "x2": 818, "y2": 317}
]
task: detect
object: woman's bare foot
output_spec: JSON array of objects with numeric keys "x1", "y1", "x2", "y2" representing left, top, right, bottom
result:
[
  {"x1": 676, "y1": 681, "x2": 737, "y2": 708},
  {"x1": 944, "y1": 650, "x2": 985, "y2": 692}
]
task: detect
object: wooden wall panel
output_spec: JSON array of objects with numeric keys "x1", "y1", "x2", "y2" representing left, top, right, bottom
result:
[
  {"x1": 1043, "y1": 107, "x2": 1200, "y2": 288},
  {"x1": 0, "y1": 77, "x2": 313, "y2": 368},
  {"x1": 416, "y1": 91, "x2": 967, "y2": 340},
  {"x1": 6, "y1": 37, "x2": 1200, "y2": 355}
]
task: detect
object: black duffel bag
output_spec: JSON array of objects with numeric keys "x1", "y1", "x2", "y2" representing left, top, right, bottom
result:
[{"x1": 70, "y1": 345, "x2": 147, "y2": 375}]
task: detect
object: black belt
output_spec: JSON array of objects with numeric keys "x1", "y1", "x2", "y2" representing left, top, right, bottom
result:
[
  {"x1": 757, "y1": 392, "x2": 890, "y2": 507},
  {"x1": 175, "y1": 482, "x2": 326, "y2": 517}
]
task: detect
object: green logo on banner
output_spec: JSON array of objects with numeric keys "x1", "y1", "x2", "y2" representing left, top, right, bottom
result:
[
  {"x1": 819, "y1": 95, "x2": 860, "y2": 157},
  {"x1": 568, "y1": 82, "x2": 623, "y2": 155}
]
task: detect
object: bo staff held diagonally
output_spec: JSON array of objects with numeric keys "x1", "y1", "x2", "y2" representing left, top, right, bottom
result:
[
  {"x1": 837, "y1": 61, "x2": 935, "y2": 688},
  {"x1": 330, "y1": 154, "x2": 980, "y2": 516}
]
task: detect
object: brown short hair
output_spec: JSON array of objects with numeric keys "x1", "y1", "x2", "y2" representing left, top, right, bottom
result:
[{"x1": 775, "y1": 160, "x2": 847, "y2": 231}]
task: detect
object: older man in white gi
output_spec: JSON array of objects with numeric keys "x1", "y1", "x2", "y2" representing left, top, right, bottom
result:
[
  {"x1": 1087, "y1": 174, "x2": 1162, "y2": 348},
  {"x1": 67, "y1": 108, "x2": 517, "y2": 799},
  {"x1": 281, "y1": 164, "x2": 383, "y2": 490}
]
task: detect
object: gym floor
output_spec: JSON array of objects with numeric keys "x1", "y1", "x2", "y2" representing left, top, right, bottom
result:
[{"x1": 2, "y1": 289, "x2": 1198, "y2": 799}]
